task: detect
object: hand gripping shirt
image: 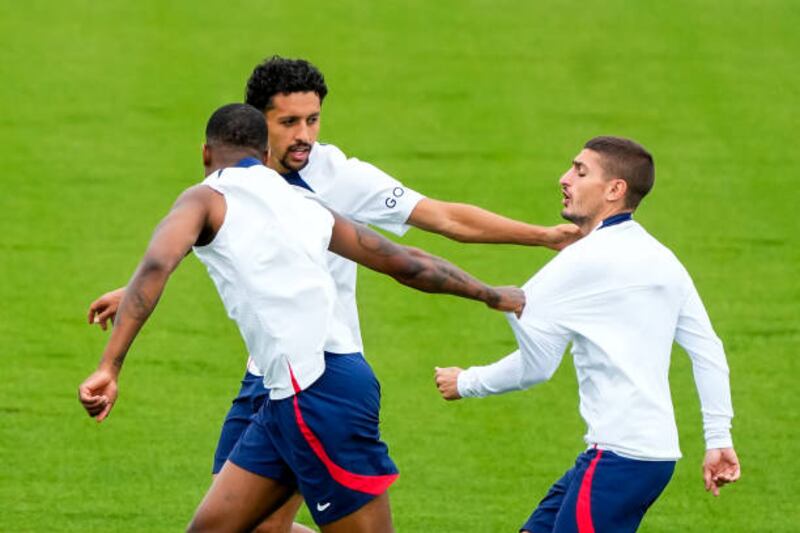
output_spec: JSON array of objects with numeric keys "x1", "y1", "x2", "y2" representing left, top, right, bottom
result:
[
  {"x1": 193, "y1": 160, "x2": 336, "y2": 400},
  {"x1": 457, "y1": 218, "x2": 734, "y2": 460},
  {"x1": 245, "y1": 142, "x2": 425, "y2": 375}
]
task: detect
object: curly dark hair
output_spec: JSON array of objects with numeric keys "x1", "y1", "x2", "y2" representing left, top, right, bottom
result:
[
  {"x1": 205, "y1": 103, "x2": 267, "y2": 152},
  {"x1": 245, "y1": 56, "x2": 328, "y2": 112}
]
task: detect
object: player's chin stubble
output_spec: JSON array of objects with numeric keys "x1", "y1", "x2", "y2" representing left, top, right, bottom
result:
[{"x1": 561, "y1": 209, "x2": 587, "y2": 226}]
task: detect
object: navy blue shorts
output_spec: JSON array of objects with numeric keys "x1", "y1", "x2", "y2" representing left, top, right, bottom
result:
[
  {"x1": 228, "y1": 352, "x2": 399, "y2": 526},
  {"x1": 212, "y1": 370, "x2": 268, "y2": 474},
  {"x1": 521, "y1": 448, "x2": 675, "y2": 533}
]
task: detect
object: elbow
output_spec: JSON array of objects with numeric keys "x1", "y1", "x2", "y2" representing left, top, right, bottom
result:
[
  {"x1": 420, "y1": 202, "x2": 479, "y2": 243},
  {"x1": 417, "y1": 212, "x2": 475, "y2": 242},
  {"x1": 139, "y1": 256, "x2": 176, "y2": 278},
  {"x1": 519, "y1": 367, "x2": 556, "y2": 389},
  {"x1": 519, "y1": 374, "x2": 547, "y2": 390},
  {"x1": 448, "y1": 233, "x2": 476, "y2": 244},
  {"x1": 439, "y1": 223, "x2": 479, "y2": 243}
]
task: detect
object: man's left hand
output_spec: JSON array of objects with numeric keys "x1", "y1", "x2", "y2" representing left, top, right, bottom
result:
[{"x1": 703, "y1": 447, "x2": 741, "y2": 496}]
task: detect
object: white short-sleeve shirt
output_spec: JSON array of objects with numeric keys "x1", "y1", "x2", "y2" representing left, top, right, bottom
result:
[
  {"x1": 193, "y1": 160, "x2": 337, "y2": 399},
  {"x1": 246, "y1": 143, "x2": 425, "y2": 374}
]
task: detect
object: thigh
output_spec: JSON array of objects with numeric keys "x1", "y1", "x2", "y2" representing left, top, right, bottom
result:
[
  {"x1": 188, "y1": 461, "x2": 295, "y2": 533},
  {"x1": 553, "y1": 450, "x2": 675, "y2": 533},
  {"x1": 320, "y1": 491, "x2": 393, "y2": 533},
  {"x1": 585, "y1": 452, "x2": 675, "y2": 531},
  {"x1": 521, "y1": 463, "x2": 581, "y2": 533},
  {"x1": 271, "y1": 354, "x2": 399, "y2": 527},
  {"x1": 227, "y1": 403, "x2": 296, "y2": 486},
  {"x1": 212, "y1": 371, "x2": 268, "y2": 474}
]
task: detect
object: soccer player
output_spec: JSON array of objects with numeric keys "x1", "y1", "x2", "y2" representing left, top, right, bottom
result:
[
  {"x1": 434, "y1": 136, "x2": 741, "y2": 532},
  {"x1": 79, "y1": 103, "x2": 523, "y2": 532},
  {"x1": 88, "y1": 56, "x2": 579, "y2": 532}
]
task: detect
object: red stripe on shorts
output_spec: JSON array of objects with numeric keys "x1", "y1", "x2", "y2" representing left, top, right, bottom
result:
[
  {"x1": 576, "y1": 449, "x2": 603, "y2": 533},
  {"x1": 288, "y1": 365, "x2": 399, "y2": 496}
]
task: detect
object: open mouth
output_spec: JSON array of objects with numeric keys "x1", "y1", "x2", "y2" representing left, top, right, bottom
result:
[{"x1": 287, "y1": 144, "x2": 311, "y2": 162}]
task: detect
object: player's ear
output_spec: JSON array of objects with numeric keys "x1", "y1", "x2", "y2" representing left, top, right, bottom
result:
[
  {"x1": 261, "y1": 148, "x2": 269, "y2": 164},
  {"x1": 202, "y1": 144, "x2": 212, "y2": 167},
  {"x1": 607, "y1": 178, "x2": 627, "y2": 203}
]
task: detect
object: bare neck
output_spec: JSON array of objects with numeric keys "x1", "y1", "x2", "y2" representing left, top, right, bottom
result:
[{"x1": 204, "y1": 148, "x2": 263, "y2": 177}]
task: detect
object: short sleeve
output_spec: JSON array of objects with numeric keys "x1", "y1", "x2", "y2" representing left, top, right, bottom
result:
[{"x1": 323, "y1": 156, "x2": 425, "y2": 235}]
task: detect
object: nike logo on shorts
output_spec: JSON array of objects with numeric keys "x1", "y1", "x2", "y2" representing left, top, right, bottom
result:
[{"x1": 316, "y1": 502, "x2": 332, "y2": 512}]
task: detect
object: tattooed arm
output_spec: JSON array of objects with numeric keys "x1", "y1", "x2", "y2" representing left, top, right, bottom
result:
[
  {"x1": 78, "y1": 185, "x2": 218, "y2": 421},
  {"x1": 327, "y1": 212, "x2": 524, "y2": 313}
]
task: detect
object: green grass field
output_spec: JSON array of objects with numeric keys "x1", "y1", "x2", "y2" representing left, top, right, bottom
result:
[{"x1": 1, "y1": 1, "x2": 799, "y2": 531}]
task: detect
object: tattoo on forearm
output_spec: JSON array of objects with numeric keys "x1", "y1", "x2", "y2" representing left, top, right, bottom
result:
[
  {"x1": 112, "y1": 351, "x2": 126, "y2": 369},
  {"x1": 353, "y1": 223, "x2": 498, "y2": 306},
  {"x1": 355, "y1": 224, "x2": 399, "y2": 257},
  {"x1": 403, "y1": 251, "x2": 498, "y2": 306},
  {"x1": 109, "y1": 268, "x2": 162, "y2": 369},
  {"x1": 429, "y1": 256, "x2": 499, "y2": 306}
]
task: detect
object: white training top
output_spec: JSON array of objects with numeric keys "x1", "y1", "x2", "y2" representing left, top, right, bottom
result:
[
  {"x1": 193, "y1": 160, "x2": 337, "y2": 400},
  {"x1": 457, "y1": 217, "x2": 734, "y2": 461},
  {"x1": 245, "y1": 142, "x2": 425, "y2": 375}
]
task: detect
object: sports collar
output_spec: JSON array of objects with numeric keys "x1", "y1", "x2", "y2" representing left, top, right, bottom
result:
[
  {"x1": 599, "y1": 212, "x2": 633, "y2": 229},
  {"x1": 234, "y1": 156, "x2": 263, "y2": 168}
]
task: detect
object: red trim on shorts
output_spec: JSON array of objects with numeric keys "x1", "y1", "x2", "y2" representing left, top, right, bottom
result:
[
  {"x1": 288, "y1": 365, "x2": 398, "y2": 496},
  {"x1": 576, "y1": 449, "x2": 603, "y2": 533}
]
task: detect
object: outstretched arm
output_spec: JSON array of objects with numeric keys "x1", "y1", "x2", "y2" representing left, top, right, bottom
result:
[
  {"x1": 436, "y1": 344, "x2": 565, "y2": 401},
  {"x1": 78, "y1": 185, "x2": 214, "y2": 422},
  {"x1": 435, "y1": 282, "x2": 570, "y2": 401},
  {"x1": 327, "y1": 211, "x2": 524, "y2": 314},
  {"x1": 408, "y1": 198, "x2": 582, "y2": 250}
]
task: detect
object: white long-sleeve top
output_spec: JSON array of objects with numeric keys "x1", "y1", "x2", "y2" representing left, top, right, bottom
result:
[{"x1": 457, "y1": 218, "x2": 733, "y2": 461}]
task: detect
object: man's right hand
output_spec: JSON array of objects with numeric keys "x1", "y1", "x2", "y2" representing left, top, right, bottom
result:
[
  {"x1": 87, "y1": 287, "x2": 126, "y2": 330},
  {"x1": 78, "y1": 368, "x2": 119, "y2": 422},
  {"x1": 434, "y1": 367, "x2": 463, "y2": 401}
]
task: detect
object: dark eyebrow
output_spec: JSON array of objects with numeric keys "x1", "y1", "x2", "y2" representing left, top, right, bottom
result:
[{"x1": 573, "y1": 160, "x2": 586, "y2": 171}]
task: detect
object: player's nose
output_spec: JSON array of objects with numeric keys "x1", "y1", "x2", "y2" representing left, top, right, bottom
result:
[{"x1": 294, "y1": 122, "x2": 311, "y2": 144}]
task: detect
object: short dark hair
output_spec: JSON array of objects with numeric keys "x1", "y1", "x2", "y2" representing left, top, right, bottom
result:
[
  {"x1": 584, "y1": 136, "x2": 655, "y2": 209},
  {"x1": 205, "y1": 103, "x2": 267, "y2": 152},
  {"x1": 245, "y1": 55, "x2": 328, "y2": 112}
]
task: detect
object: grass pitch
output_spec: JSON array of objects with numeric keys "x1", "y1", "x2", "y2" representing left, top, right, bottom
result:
[{"x1": 1, "y1": 1, "x2": 799, "y2": 531}]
